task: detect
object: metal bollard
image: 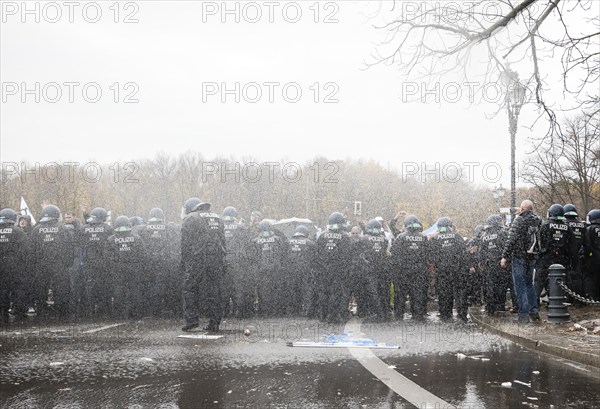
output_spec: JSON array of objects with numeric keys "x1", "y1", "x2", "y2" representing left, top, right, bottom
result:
[{"x1": 547, "y1": 264, "x2": 570, "y2": 324}]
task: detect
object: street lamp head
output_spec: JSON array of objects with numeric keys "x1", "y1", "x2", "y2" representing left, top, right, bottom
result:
[{"x1": 492, "y1": 184, "x2": 506, "y2": 199}]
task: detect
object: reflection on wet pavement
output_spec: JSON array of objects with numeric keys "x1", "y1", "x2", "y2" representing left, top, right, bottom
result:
[{"x1": 1, "y1": 318, "x2": 599, "y2": 408}]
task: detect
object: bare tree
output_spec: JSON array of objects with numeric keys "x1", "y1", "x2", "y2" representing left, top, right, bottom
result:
[
  {"x1": 370, "y1": 0, "x2": 599, "y2": 137},
  {"x1": 523, "y1": 110, "x2": 600, "y2": 212}
]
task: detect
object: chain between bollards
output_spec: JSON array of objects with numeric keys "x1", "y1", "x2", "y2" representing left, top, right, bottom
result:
[{"x1": 557, "y1": 280, "x2": 600, "y2": 305}]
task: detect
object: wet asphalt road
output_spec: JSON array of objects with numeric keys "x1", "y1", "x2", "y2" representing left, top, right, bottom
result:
[{"x1": 1, "y1": 315, "x2": 599, "y2": 408}]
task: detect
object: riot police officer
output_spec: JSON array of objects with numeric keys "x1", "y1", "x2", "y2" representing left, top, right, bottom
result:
[
  {"x1": 391, "y1": 215, "x2": 430, "y2": 321},
  {"x1": 465, "y1": 225, "x2": 484, "y2": 306},
  {"x1": 353, "y1": 219, "x2": 390, "y2": 321},
  {"x1": 181, "y1": 198, "x2": 226, "y2": 332},
  {"x1": 107, "y1": 216, "x2": 147, "y2": 319},
  {"x1": 79, "y1": 207, "x2": 114, "y2": 318},
  {"x1": 0, "y1": 209, "x2": 30, "y2": 323},
  {"x1": 316, "y1": 212, "x2": 352, "y2": 324},
  {"x1": 136, "y1": 207, "x2": 180, "y2": 316},
  {"x1": 583, "y1": 209, "x2": 600, "y2": 300},
  {"x1": 248, "y1": 220, "x2": 289, "y2": 316},
  {"x1": 29, "y1": 205, "x2": 74, "y2": 318},
  {"x1": 564, "y1": 204, "x2": 587, "y2": 301},
  {"x1": 287, "y1": 225, "x2": 317, "y2": 316},
  {"x1": 221, "y1": 206, "x2": 246, "y2": 317},
  {"x1": 536, "y1": 204, "x2": 578, "y2": 301},
  {"x1": 479, "y1": 215, "x2": 509, "y2": 315},
  {"x1": 430, "y1": 217, "x2": 467, "y2": 321}
]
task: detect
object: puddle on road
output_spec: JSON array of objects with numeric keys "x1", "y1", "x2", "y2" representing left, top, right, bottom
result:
[
  {"x1": 383, "y1": 344, "x2": 600, "y2": 408},
  {"x1": 1, "y1": 360, "x2": 411, "y2": 408},
  {"x1": 2, "y1": 346, "x2": 599, "y2": 408}
]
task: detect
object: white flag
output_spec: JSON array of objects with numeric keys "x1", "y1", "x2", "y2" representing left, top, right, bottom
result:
[{"x1": 20, "y1": 197, "x2": 37, "y2": 226}]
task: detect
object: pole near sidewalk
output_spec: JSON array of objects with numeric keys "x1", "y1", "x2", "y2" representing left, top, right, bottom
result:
[{"x1": 547, "y1": 264, "x2": 570, "y2": 324}]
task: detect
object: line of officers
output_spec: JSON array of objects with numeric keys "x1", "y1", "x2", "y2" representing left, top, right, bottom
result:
[{"x1": 1, "y1": 199, "x2": 599, "y2": 331}]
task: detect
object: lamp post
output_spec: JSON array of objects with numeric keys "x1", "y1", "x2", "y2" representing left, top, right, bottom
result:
[
  {"x1": 492, "y1": 184, "x2": 506, "y2": 212},
  {"x1": 501, "y1": 68, "x2": 527, "y2": 215}
]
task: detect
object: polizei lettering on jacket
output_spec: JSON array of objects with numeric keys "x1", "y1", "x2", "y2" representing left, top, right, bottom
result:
[
  {"x1": 85, "y1": 227, "x2": 106, "y2": 234},
  {"x1": 405, "y1": 235, "x2": 424, "y2": 242},
  {"x1": 198, "y1": 212, "x2": 220, "y2": 218},
  {"x1": 115, "y1": 236, "x2": 135, "y2": 244},
  {"x1": 550, "y1": 223, "x2": 568, "y2": 231},
  {"x1": 148, "y1": 224, "x2": 166, "y2": 230},
  {"x1": 323, "y1": 232, "x2": 342, "y2": 240},
  {"x1": 39, "y1": 227, "x2": 59, "y2": 234}
]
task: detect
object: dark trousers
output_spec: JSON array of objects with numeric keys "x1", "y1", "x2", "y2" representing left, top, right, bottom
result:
[
  {"x1": 437, "y1": 270, "x2": 455, "y2": 320},
  {"x1": 183, "y1": 262, "x2": 225, "y2": 328}
]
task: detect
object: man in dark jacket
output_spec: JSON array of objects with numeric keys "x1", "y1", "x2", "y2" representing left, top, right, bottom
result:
[
  {"x1": 136, "y1": 208, "x2": 180, "y2": 316},
  {"x1": 536, "y1": 204, "x2": 578, "y2": 302},
  {"x1": 29, "y1": 205, "x2": 75, "y2": 318},
  {"x1": 430, "y1": 217, "x2": 467, "y2": 322},
  {"x1": 583, "y1": 209, "x2": 600, "y2": 300},
  {"x1": 391, "y1": 215, "x2": 430, "y2": 321},
  {"x1": 248, "y1": 220, "x2": 289, "y2": 316},
  {"x1": 0, "y1": 209, "x2": 30, "y2": 323},
  {"x1": 107, "y1": 216, "x2": 147, "y2": 319},
  {"x1": 353, "y1": 219, "x2": 390, "y2": 321},
  {"x1": 79, "y1": 207, "x2": 113, "y2": 318},
  {"x1": 563, "y1": 204, "x2": 587, "y2": 302},
  {"x1": 181, "y1": 198, "x2": 227, "y2": 332},
  {"x1": 480, "y1": 215, "x2": 509, "y2": 315},
  {"x1": 316, "y1": 212, "x2": 352, "y2": 324},
  {"x1": 501, "y1": 200, "x2": 542, "y2": 323}
]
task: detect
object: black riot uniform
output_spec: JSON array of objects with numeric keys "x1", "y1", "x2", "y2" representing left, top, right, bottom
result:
[
  {"x1": 536, "y1": 205, "x2": 578, "y2": 299},
  {"x1": 583, "y1": 210, "x2": 600, "y2": 300},
  {"x1": 430, "y1": 217, "x2": 467, "y2": 321},
  {"x1": 564, "y1": 205, "x2": 587, "y2": 301},
  {"x1": 78, "y1": 207, "x2": 114, "y2": 317},
  {"x1": 465, "y1": 225, "x2": 484, "y2": 306},
  {"x1": 391, "y1": 216, "x2": 430, "y2": 321},
  {"x1": 316, "y1": 212, "x2": 352, "y2": 324},
  {"x1": 107, "y1": 216, "x2": 147, "y2": 319},
  {"x1": 0, "y1": 209, "x2": 30, "y2": 322},
  {"x1": 29, "y1": 205, "x2": 75, "y2": 318},
  {"x1": 137, "y1": 208, "x2": 180, "y2": 316},
  {"x1": 221, "y1": 207, "x2": 247, "y2": 317},
  {"x1": 181, "y1": 198, "x2": 227, "y2": 332},
  {"x1": 286, "y1": 226, "x2": 317, "y2": 316},
  {"x1": 248, "y1": 220, "x2": 288, "y2": 316},
  {"x1": 479, "y1": 215, "x2": 509, "y2": 315},
  {"x1": 353, "y1": 219, "x2": 390, "y2": 321}
]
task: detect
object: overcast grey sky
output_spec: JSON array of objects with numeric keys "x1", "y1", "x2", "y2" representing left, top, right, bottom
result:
[{"x1": 1, "y1": 0, "x2": 572, "y2": 187}]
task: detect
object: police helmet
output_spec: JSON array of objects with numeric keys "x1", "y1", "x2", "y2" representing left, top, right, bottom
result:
[
  {"x1": 474, "y1": 224, "x2": 484, "y2": 238},
  {"x1": 148, "y1": 208, "x2": 164, "y2": 223},
  {"x1": 114, "y1": 215, "x2": 132, "y2": 232},
  {"x1": 258, "y1": 219, "x2": 272, "y2": 237},
  {"x1": 181, "y1": 197, "x2": 210, "y2": 219},
  {"x1": 403, "y1": 215, "x2": 422, "y2": 231},
  {"x1": 587, "y1": 209, "x2": 600, "y2": 224},
  {"x1": 129, "y1": 216, "x2": 144, "y2": 226},
  {"x1": 87, "y1": 207, "x2": 108, "y2": 224},
  {"x1": 563, "y1": 204, "x2": 578, "y2": 218},
  {"x1": 436, "y1": 217, "x2": 453, "y2": 233},
  {"x1": 40, "y1": 205, "x2": 60, "y2": 223},
  {"x1": 547, "y1": 204, "x2": 564, "y2": 220},
  {"x1": 222, "y1": 206, "x2": 238, "y2": 222},
  {"x1": 327, "y1": 212, "x2": 346, "y2": 229},
  {"x1": 293, "y1": 225, "x2": 309, "y2": 237},
  {"x1": 485, "y1": 214, "x2": 503, "y2": 228},
  {"x1": 365, "y1": 219, "x2": 382, "y2": 235},
  {"x1": 0, "y1": 208, "x2": 18, "y2": 225}
]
